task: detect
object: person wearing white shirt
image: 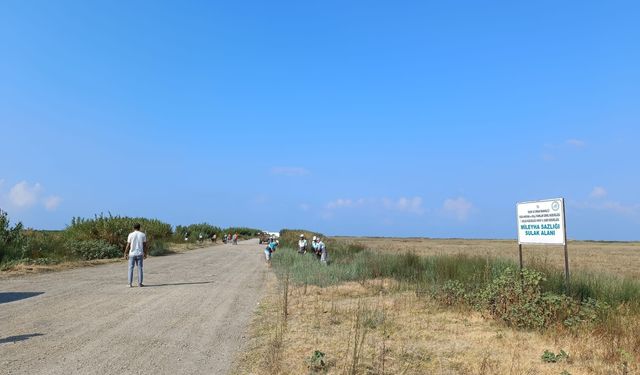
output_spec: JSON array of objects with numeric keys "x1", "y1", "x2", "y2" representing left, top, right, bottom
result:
[
  {"x1": 298, "y1": 234, "x2": 308, "y2": 254},
  {"x1": 311, "y1": 236, "x2": 320, "y2": 259},
  {"x1": 124, "y1": 223, "x2": 147, "y2": 287},
  {"x1": 317, "y1": 238, "x2": 328, "y2": 264}
]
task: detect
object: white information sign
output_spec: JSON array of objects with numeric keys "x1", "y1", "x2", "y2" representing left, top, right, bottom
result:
[{"x1": 516, "y1": 198, "x2": 566, "y2": 245}]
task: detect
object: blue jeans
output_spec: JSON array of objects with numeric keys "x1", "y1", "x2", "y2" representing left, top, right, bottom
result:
[{"x1": 128, "y1": 255, "x2": 144, "y2": 285}]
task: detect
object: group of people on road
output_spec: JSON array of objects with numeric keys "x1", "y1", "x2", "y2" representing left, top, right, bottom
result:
[
  {"x1": 223, "y1": 233, "x2": 238, "y2": 245},
  {"x1": 298, "y1": 234, "x2": 328, "y2": 264},
  {"x1": 123, "y1": 223, "x2": 329, "y2": 286},
  {"x1": 262, "y1": 234, "x2": 328, "y2": 266}
]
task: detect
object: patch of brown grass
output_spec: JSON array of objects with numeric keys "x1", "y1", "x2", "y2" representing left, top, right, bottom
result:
[
  {"x1": 167, "y1": 241, "x2": 216, "y2": 253},
  {"x1": 0, "y1": 258, "x2": 121, "y2": 279},
  {"x1": 234, "y1": 277, "x2": 637, "y2": 374}
]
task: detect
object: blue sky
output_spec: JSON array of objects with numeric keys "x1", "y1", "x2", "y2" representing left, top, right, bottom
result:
[{"x1": 1, "y1": 1, "x2": 638, "y2": 240}]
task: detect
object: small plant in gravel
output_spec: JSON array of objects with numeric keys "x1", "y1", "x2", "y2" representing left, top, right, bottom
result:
[
  {"x1": 541, "y1": 349, "x2": 568, "y2": 363},
  {"x1": 307, "y1": 350, "x2": 328, "y2": 373}
]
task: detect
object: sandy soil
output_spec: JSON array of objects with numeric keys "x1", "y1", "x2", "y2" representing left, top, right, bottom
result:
[{"x1": 0, "y1": 239, "x2": 267, "y2": 375}]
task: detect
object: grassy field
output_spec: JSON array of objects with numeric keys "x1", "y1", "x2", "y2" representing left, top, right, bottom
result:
[
  {"x1": 339, "y1": 237, "x2": 640, "y2": 279},
  {"x1": 233, "y1": 237, "x2": 640, "y2": 375}
]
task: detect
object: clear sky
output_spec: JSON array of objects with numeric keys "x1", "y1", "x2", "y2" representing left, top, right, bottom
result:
[{"x1": 1, "y1": 1, "x2": 638, "y2": 240}]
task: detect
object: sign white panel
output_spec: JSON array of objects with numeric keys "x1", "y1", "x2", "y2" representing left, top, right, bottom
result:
[{"x1": 516, "y1": 198, "x2": 566, "y2": 245}]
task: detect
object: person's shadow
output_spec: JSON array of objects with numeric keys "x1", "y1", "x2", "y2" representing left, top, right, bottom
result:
[
  {"x1": 0, "y1": 292, "x2": 44, "y2": 305},
  {"x1": 143, "y1": 281, "x2": 214, "y2": 288},
  {"x1": 0, "y1": 333, "x2": 44, "y2": 344}
]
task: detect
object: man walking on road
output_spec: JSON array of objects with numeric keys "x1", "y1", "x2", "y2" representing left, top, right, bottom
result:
[{"x1": 125, "y1": 223, "x2": 147, "y2": 287}]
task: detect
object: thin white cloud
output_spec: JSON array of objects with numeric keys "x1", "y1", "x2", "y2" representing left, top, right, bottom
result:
[
  {"x1": 325, "y1": 196, "x2": 424, "y2": 215},
  {"x1": 253, "y1": 194, "x2": 269, "y2": 205},
  {"x1": 442, "y1": 197, "x2": 473, "y2": 221},
  {"x1": 600, "y1": 201, "x2": 640, "y2": 216},
  {"x1": 9, "y1": 181, "x2": 42, "y2": 208},
  {"x1": 566, "y1": 139, "x2": 586, "y2": 148},
  {"x1": 326, "y1": 198, "x2": 366, "y2": 210},
  {"x1": 541, "y1": 139, "x2": 586, "y2": 161},
  {"x1": 570, "y1": 186, "x2": 640, "y2": 219},
  {"x1": 570, "y1": 200, "x2": 640, "y2": 217},
  {"x1": 43, "y1": 196, "x2": 62, "y2": 211},
  {"x1": 590, "y1": 186, "x2": 607, "y2": 199},
  {"x1": 299, "y1": 203, "x2": 311, "y2": 212},
  {"x1": 270, "y1": 167, "x2": 310, "y2": 176},
  {"x1": 541, "y1": 153, "x2": 555, "y2": 162},
  {"x1": 382, "y1": 197, "x2": 424, "y2": 215}
]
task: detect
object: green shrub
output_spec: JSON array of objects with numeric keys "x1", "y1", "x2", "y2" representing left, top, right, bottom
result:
[
  {"x1": 66, "y1": 213, "x2": 173, "y2": 249},
  {"x1": 21, "y1": 230, "x2": 68, "y2": 262},
  {"x1": 66, "y1": 239, "x2": 121, "y2": 260},
  {"x1": 224, "y1": 227, "x2": 262, "y2": 238},
  {"x1": 175, "y1": 223, "x2": 221, "y2": 242},
  {"x1": 468, "y1": 267, "x2": 608, "y2": 330},
  {"x1": 0, "y1": 209, "x2": 25, "y2": 264},
  {"x1": 149, "y1": 241, "x2": 170, "y2": 256},
  {"x1": 436, "y1": 280, "x2": 466, "y2": 306}
]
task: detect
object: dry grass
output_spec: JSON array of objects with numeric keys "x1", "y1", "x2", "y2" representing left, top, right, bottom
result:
[
  {"x1": 339, "y1": 237, "x2": 640, "y2": 279},
  {"x1": 0, "y1": 258, "x2": 122, "y2": 279},
  {"x1": 234, "y1": 277, "x2": 637, "y2": 374},
  {"x1": 166, "y1": 241, "x2": 217, "y2": 253},
  {"x1": 233, "y1": 237, "x2": 640, "y2": 374}
]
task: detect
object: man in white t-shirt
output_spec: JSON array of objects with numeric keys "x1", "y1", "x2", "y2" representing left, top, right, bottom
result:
[{"x1": 124, "y1": 223, "x2": 147, "y2": 287}]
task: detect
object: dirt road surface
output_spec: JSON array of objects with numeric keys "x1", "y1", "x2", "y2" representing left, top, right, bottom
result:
[{"x1": 0, "y1": 239, "x2": 267, "y2": 375}]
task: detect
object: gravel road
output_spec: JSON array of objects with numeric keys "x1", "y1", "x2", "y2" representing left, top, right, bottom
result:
[{"x1": 0, "y1": 239, "x2": 267, "y2": 375}]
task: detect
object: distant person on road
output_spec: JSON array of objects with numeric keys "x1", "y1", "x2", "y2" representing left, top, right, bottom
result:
[
  {"x1": 317, "y1": 237, "x2": 328, "y2": 264},
  {"x1": 298, "y1": 234, "x2": 308, "y2": 254},
  {"x1": 233, "y1": 233, "x2": 238, "y2": 245},
  {"x1": 124, "y1": 223, "x2": 147, "y2": 287},
  {"x1": 212, "y1": 233, "x2": 217, "y2": 243}
]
